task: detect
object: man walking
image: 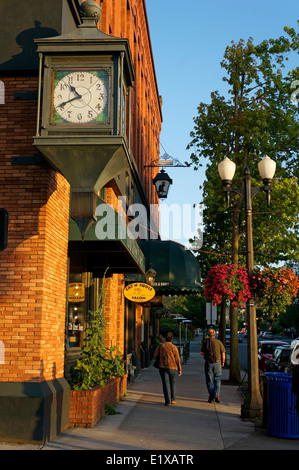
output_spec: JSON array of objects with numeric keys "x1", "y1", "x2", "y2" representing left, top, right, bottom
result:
[{"x1": 200, "y1": 329, "x2": 226, "y2": 403}]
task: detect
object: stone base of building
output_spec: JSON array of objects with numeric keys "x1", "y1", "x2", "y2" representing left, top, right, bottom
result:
[
  {"x1": 70, "y1": 374, "x2": 127, "y2": 427},
  {"x1": 0, "y1": 378, "x2": 70, "y2": 444}
]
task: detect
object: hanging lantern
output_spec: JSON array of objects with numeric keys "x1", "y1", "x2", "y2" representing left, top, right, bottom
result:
[{"x1": 153, "y1": 169, "x2": 173, "y2": 199}]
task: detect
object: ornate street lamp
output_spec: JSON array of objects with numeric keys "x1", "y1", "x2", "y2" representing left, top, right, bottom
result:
[
  {"x1": 153, "y1": 169, "x2": 173, "y2": 199},
  {"x1": 145, "y1": 263, "x2": 157, "y2": 286},
  {"x1": 218, "y1": 153, "x2": 276, "y2": 419}
]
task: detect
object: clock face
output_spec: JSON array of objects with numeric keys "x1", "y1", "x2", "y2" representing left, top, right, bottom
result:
[{"x1": 52, "y1": 69, "x2": 110, "y2": 125}]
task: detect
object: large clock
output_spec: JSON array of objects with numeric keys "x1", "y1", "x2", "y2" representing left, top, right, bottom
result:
[{"x1": 52, "y1": 69, "x2": 111, "y2": 125}]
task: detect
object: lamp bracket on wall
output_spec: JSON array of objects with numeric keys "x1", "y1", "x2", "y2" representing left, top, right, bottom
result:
[{"x1": 144, "y1": 153, "x2": 191, "y2": 168}]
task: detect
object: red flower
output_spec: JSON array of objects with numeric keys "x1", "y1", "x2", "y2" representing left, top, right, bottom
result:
[
  {"x1": 251, "y1": 266, "x2": 299, "y2": 318},
  {"x1": 203, "y1": 264, "x2": 251, "y2": 308}
]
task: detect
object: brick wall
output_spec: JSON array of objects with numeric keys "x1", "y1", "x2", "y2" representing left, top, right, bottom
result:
[
  {"x1": 100, "y1": 0, "x2": 161, "y2": 222},
  {"x1": 0, "y1": 74, "x2": 70, "y2": 382},
  {"x1": 69, "y1": 374, "x2": 128, "y2": 427},
  {"x1": 103, "y1": 274, "x2": 125, "y2": 351},
  {"x1": 0, "y1": 0, "x2": 161, "y2": 386}
]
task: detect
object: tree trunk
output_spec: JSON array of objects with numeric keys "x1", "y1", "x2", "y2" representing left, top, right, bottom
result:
[
  {"x1": 219, "y1": 299, "x2": 226, "y2": 346},
  {"x1": 229, "y1": 198, "x2": 242, "y2": 384}
]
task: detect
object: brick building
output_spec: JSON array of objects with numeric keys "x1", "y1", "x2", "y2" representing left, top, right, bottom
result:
[{"x1": 0, "y1": 0, "x2": 200, "y2": 443}]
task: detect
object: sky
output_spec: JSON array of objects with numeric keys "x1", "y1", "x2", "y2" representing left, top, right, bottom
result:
[{"x1": 145, "y1": 0, "x2": 299, "y2": 248}]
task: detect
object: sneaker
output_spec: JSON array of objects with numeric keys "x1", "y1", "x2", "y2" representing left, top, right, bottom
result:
[
  {"x1": 215, "y1": 395, "x2": 221, "y2": 403},
  {"x1": 165, "y1": 403, "x2": 170, "y2": 406},
  {"x1": 171, "y1": 401, "x2": 176, "y2": 405},
  {"x1": 208, "y1": 398, "x2": 214, "y2": 403}
]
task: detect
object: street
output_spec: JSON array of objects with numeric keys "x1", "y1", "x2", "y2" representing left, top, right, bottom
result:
[{"x1": 225, "y1": 338, "x2": 248, "y2": 371}]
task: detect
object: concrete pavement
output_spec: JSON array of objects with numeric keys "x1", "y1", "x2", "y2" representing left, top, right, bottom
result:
[{"x1": 1, "y1": 338, "x2": 299, "y2": 451}]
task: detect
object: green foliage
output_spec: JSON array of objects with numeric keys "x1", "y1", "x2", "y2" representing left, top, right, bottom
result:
[
  {"x1": 105, "y1": 404, "x2": 121, "y2": 415},
  {"x1": 163, "y1": 294, "x2": 207, "y2": 329},
  {"x1": 252, "y1": 266, "x2": 299, "y2": 319},
  {"x1": 71, "y1": 275, "x2": 125, "y2": 391},
  {"x1": 188, "y1": 32, "x2": 299, "y2": 269},
  {"x1": 158, "y1": 318, "x2": 192, "y2": 340},
  {"x1": 278, "y1": 303, "x2": 299, "y2": 332}
]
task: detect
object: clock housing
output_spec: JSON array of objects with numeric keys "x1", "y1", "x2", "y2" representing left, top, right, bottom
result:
[{"x1": 33, "y1": 2, "x2": 136, "y2": 240}]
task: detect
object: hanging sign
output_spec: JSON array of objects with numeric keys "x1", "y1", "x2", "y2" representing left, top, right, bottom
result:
[
  {"x1": 68, "y1": 283, "x2": 85, "y2": 302},
  {"x1": 124, "y1": 282, "x2": 156, "y2": 303},
  {"x1": 206, "y1": 302, "x2": 217, "y2": 325}
]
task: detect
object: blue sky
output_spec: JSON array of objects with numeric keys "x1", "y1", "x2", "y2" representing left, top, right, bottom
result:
[{"x1": 146, "y1": 0, "x2": 299, "y2": 247}]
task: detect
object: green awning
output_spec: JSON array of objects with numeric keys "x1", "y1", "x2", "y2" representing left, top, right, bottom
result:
[
  {"x1": 138, "y1": 240, "x2": 201, "y2": 296},
  {"x1": 69, "y1": 201, "x2": 146, "y2": 275}
]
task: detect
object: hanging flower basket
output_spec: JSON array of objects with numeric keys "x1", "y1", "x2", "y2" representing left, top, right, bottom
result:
[
  {"x1": 203, "y1": 264, "x2": 251, "y2": 308},
  {"x1": 251, "y1": 266, "x2": 299, "y2": 318}
]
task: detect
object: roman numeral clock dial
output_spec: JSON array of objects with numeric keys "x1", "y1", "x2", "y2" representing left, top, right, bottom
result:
[{"x1": 52, "y1": 70, "x2": 110, "y2": 125}]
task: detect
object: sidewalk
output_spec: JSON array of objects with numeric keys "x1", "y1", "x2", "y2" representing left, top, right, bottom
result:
[{"x1": 1, "y1": 339, "x2": 299, "y2": 451}]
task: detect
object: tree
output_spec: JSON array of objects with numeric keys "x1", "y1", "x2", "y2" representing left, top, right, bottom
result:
[
  {"x1": 188, "y1": 29, "x2": 299, "y2": 382},
  {"x1": 163, "y1": 294, "x2": 206, "y2": 329}
]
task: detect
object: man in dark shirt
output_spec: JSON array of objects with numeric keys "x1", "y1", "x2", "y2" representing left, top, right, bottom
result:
[{"x1": 200, "y1": 329, "x2": 226, "y2": 403}]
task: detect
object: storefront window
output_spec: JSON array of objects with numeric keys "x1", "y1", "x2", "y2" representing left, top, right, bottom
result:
[
  {"x1": 67, "y1": 274, "x2": 86, "y2": 348},
  {"x1": 66, "y1": 272, "x2": 102, "y2": 350}
]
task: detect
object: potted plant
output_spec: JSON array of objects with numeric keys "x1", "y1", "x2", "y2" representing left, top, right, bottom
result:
[
  {"x1": 203, "y1": 264, "x2": 251, "y2": 308},
  {"x1": 69, "y1": 274, "x2": 126, "y2": 427},
  {"x1": 251, "y1": 266, "x2": 299, "y2": 319}
]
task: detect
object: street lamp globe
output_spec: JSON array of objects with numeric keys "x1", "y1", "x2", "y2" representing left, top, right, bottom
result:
[
  {"x1": 218, "y1": 157, "x2": 236, "y2": 185},
  {"x1": 258, "y1": 155, "x2": 276, "y2": 185}
]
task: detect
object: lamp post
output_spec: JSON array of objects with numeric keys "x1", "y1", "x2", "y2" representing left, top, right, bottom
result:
[{"x1": 218, "y1": 154, "x2": 276, "y2": 419}]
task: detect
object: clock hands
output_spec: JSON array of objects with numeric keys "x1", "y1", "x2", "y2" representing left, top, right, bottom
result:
[
  {"x1": 68, "y1": 85, "x2": 80, "y2": 97},
  {"x1": 57, "y1": 83, "x2": 83, "y2": 108},
  {"x1": 58, "y1": 89, "x2": 101, "y2": 110},
  {"x1": 58, "y1": 93, "x2": 83, "y2": 108}
]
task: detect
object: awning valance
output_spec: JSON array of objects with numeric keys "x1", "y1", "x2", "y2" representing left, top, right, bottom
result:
[
  {"x1": 138, "y1": 240, "x2": 201, "y2": 296},
  {"x1": 68, "y1": 202, "x2": 146, "y2": 275}
]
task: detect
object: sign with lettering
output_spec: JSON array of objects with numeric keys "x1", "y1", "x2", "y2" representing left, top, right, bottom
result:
[
  {"x1": 123, "y1": 282, "x2": 155, "y2": 303},
  {"x1": 68, "y1": 283, "x2": 85, "y2": 302}
]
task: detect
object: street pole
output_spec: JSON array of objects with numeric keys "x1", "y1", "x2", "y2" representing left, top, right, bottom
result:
[
  {"x1": 218, "y1": 153, "x2": 276, "y2": 419},
  {"x1": 241, "y1": 166, "x2": 263, "y2": 419}
]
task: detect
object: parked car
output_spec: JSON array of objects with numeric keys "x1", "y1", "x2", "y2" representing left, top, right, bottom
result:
[
  {"x1": 225, "y1": 329, "x2": 243, "y2": 344},
  {"x1": 226, "y1": 329, "x2": 230, "y2": 344},
  {"x1": 258, "y1": 340, "x2": 288, "y2": 372},
  {"x1": 259, "y1": 331, "x2": 273, "y2": 339},
  {"x1": 263, "y1": 332, "x2": 274, "y2": 339},
  {"x1": 266, "y1": 344, "x2": 294, "y2": 373}
]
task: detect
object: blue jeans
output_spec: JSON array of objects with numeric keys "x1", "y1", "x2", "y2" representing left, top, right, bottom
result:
[
  {"x1": 204, "y1": 361, "x2": 222, "y2": 400},
  {"x1": 159, "y1": 368, "x2": 177, "y2": 404}
]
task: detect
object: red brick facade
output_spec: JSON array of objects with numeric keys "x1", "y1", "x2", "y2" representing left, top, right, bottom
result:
[
  {"x1": 0, "y1": 0, "x2": 161, "y2": 439},
  {"x1": 100, "y1": 0, "x2": 161, "y2": 214},
  {"x1": 0, "y1": 74, "x2": 70, "y2": 383}
]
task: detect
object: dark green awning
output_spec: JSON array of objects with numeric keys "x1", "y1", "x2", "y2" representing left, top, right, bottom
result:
[
  {"x1": 68, "y1": 200, "x2": 146, "y2": 275},
  {"x1": 138, "y1": 240, "x2": 201, "y2": 296}
]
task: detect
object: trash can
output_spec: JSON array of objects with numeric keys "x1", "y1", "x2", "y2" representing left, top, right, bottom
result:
[{"x1": 266, "y1": 372, "x2": 299, "y2": 438}]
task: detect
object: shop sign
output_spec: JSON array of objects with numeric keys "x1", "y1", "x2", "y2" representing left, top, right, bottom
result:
[
  {"x1": 68, "y1": 283, "x2": 85, "y2": 302},
  {"x1": 123, "y1": 282, "x2": 155, "y2": 303}
]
